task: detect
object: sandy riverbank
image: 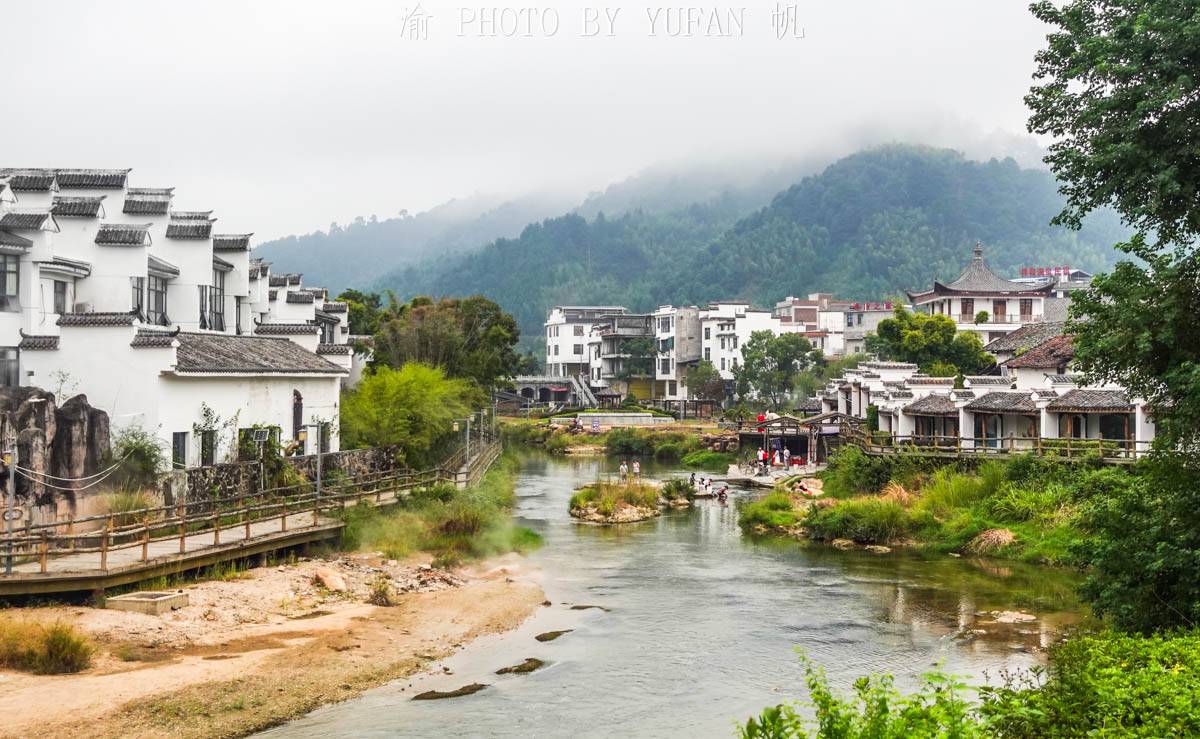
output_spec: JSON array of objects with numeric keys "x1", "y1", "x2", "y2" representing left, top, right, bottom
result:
[{"x1": 0, "y1": 553, "x2": 543, "y2": 739}]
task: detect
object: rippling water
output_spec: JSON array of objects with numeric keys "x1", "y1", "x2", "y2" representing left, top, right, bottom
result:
[{"x1": 262, "y1": 453, "x2": 1082, "y2": 738}]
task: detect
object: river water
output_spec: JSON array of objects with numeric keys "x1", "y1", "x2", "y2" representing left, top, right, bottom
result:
[{"x1": 263, "y1": 453, "x2": 1083, "y2": 738}]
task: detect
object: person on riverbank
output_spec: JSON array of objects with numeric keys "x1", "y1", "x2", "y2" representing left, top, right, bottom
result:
[
  {"x1": 632, "y1": 460, "x2": 641, "y2": 480},
  {"x1": 689, "y1": 472, "x2": 696, "y2": 488},
  {"x1": 619, "y1": 460, "x2": 629, "y2": 481},
  {"x1": 783, "y1": 448, "x2": 791, "y2": 468}
]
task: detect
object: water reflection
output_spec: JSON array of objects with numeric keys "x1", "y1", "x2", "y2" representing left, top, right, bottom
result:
[{"x1": 262, "y1": 451, "x2": 1083, "y2": 738}]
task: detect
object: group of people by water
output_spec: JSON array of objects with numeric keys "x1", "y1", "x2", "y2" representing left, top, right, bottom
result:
[{"x1": 689, "y1": 472, "x2": 729, "y2": 503}]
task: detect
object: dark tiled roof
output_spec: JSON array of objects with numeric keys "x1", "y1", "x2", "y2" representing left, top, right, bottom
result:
[
  {"x1": 903, "y1": 394, "x2": 957, "y2": 416},
  {"x1": 861, "y1": 361, "x2": 919, "y2": 370},
  {"x1": 148, "y1": 254, "x2": 180, "y2": 277},
  {"x1": 35, "y1": 256, "x2": 91, "y2": 276},
  {"x1": 984, "y1": 322, "x2": 1066, "y2": 353},
  {"x1": 54, "y1": 168, "x2": 130, "y2": 189},
  {"x1": 946, "y1": 243, "x2": 1053, "y2": 293},
  {"x1": 166, "y1": 219, "x2": 213, "y2": 239},
  {"x1": 254, "y1": 322, "x2": 319, "y2": 336},
  {"x1": 58, "y1": 312, "x2": 136, "y2": 327},
  {"x1": 95, "y1": 222, "x2": 151, "y2": 246},
  {"x1": 123, "y1": 188, "x2": 173, "y2": 215},
  {"x1": 1047, "y1": 389, "x2": 1133, "y2": 413},
  {"x1": 1005, "y1": 335, "x2": 1075, "y2": 369},
  {"x1": 170, "y1": 210, "x2": 213, "y2": 220},
  {"x1": 0, "y1": 211, "x2": 52, "y2": 230},
  {"x1": 964, "y1": 375, "x2": 1013, "y2": 387},
  {"x1": 906, "y1": 377, "x2": 955, "y2": 386},
  {"x1": 0, "y1": 169, "x2": 55, "y2": 191},
  {"x1": 173, "y1": 332, "x2": 344, "y2": 375},
  {"x1": 965, "y1": 392, "x2": 1037, "y2": 414},
  {"x1": 0, "y1": 231, "x2": 32, "y2": 250},
  {"x1": 130, "y1": 329, "x2": 178, "y2": 348},
  {"x1": 212, "y1": 233, "x2": 252, "y2": 251},
  {"x1": 1043, "y1": 297, "x2": 1071, "y2": 322},
  {"x1": 212, "y1": 254, "x2": 233, "y2": 272},
  {"x1": 286, "y1": 291, "x2": 314, "y2": 304},
  {"x1": 317, "y1": 343, "x2": 352, "y2": 355},
  {"x1": 888, "y1": 390, "x2": 914, "y2": 399},
  {"x1": 268, "y1": 275, "x2": 289, "y2": 287},
  {"x1": 1046, "y1": 374, "x2": 1082, "y2": 385},
  {"x1": 268, "y1": 290, "x2": 278, "y2": 301},
  {"x1": 287, "y1": 274, "x2": 301, "y2": 285},
  {"x1": 51, "y1": 196, "x2": 105, "y2": 217},
  {"x1": 17, "y1": 334, "x2": 58, "y2": 350},
  {"x1": 322, "y1": 302, "x2": 348, "y2": 314}
]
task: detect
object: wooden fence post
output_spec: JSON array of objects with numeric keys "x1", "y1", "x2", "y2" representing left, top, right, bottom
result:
[
  {"x1": 213, "y1": 510, "x2": 220, "y2": 546},
  {"x1": 39, "y1": 534, "x2": 47, "y2": 574},
  {"x1": 281, "y1": 499, "x2": 287, "y2": 532},
  {"x1": 100, "y1": 520, "x2": 110, "y2": 571},
  {"x1": 178, "y1": 503, "x2": 186, "y2": 554},
  {"x1": 141, "y1": 512, "x2": 150, "y2": 562},
  {"x1": 242, "y1": 495, "x2": 250, "y2": 541}
]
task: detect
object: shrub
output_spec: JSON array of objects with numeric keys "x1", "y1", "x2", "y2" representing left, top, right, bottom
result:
[
  {"x1": 110, "y1": 425, "x2": 165, "y2": 489},
  {"x1": 0, "y1": 618, "x2": 93, "y2": 674},
  {"x1": 738, "y1": 493, "x2": 801, "y2": 531},
  {"x1": 740, "y1": 656, "x2": 983, "y2": 738},
  {"x1": 912, "y1": 468, "x2": 987, "y2": 520},
  {"x1": 654, "y1": 442, "x2": 684, "y2": 461},
  {"x1": 543, "y1": 433, "x2": 572, "y2": 455},
  {"x1": 101, "y1": 490, "x2": 152, "y2": 527},
  {"x1": 605, "y1": 428, "x2": 655, "y2": 456},
  {"x1": 822, "y1": 445, "x2": 893, "y2": 496},
  {"x1": 368, "y1": 575, "x2": 395, "y2": 606},
  {"x1": 681, "y1": 450, "x2": 733, "y2": 471},
  {"x1": 660, "y1": 478, "x2": 694, "y2": 502},
  {"x1": 804, "y1": 498, "x2": 914, "y2": 543},
  {"x1": 980, "y1": 630, "x2": 1200, "y2": 737}
]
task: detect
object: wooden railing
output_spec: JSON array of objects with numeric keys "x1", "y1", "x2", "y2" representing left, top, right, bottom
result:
[
  {"x1": 843, "y1": 428, "x2": 1152, "y2": 462},
  {"x1": 0, "y1": 438, "x2": 504, "y2": 577}
]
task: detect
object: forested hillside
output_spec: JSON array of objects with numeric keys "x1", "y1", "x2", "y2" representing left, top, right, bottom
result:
[
  {"x1": 252, "y1": 191, "x2": 575, "y2": 294},
  {"x1": 371, "y1": 146, "x2": 1127, "y2": 349}
]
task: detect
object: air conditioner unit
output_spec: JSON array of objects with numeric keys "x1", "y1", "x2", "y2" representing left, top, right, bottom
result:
[{"x1": 73, "y1": 301, "x2": 94, "y2": 313}]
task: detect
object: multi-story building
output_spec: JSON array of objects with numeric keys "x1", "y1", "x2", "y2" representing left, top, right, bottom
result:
[
  {"x1": 0, "y1": 168, "x2": 362, "y2": 468},
  {"x1": 775, "y1": 293, "x2": 900, "y2": 356},
  {"x1": 700, "y1": 302, "x2": 780, "y2": 380},
  {"x1": 544, "y1": 305, "x2": 627, "y2": 378},
  {"x1": 907, "y1": 243, "x2": 1060, "y2": 344},
  {"x1": 586, "y1": 313, "x2": 655, "y2": 399},
  {"x1": 652, "y1": 305, "x2": 700, "y2": 401}
]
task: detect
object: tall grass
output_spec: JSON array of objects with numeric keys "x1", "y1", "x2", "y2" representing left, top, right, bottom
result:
[
  {"x1": 804, "y1": 498, "x2": 914, "y2": 543},
  {"x1": 570, "y1": 481, "x2": 660, "y2": 516},
  {"x1": 0, "y1": 618, "x2": 93, "y2": 674},
  {"x1": 738, "y1": 493, "x2": 802, "y2": 531},
  {"x1": 338, "y1": 452, "x2": 540, "y2": 567},
  {"x1": 680, "y1": 450, "x2": 734, "y2": 472}
]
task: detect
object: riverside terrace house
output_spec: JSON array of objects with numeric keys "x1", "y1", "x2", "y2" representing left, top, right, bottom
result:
[
  {"x1": 906, "y1": 243, "x2": 1070, "y2": 344},
  {"x1": 0, "y1": 168, "x2": 358, "y2": 467},
  {"x1": 820, "y1": 345, "x2": 1155, "y2": 454},
  {"x1": 544, "y1": 305, "x2": 628, "y2": 379},
  {"x1": 774, "y1": 294, "x2": 901, "y2": 356}
]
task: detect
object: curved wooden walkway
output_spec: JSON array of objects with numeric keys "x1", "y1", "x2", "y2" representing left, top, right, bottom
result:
[{"x1": 0, "y1": 440, "x2": 503, "y2": 597}]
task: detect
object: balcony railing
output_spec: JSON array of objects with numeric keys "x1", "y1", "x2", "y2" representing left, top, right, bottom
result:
[{"x1": 957, "y1": 314, "x2": 1037, "y2": 325}]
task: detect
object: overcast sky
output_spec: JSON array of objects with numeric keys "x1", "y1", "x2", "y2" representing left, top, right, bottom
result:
[{"x1": 2, "y1": 1, "x2": 1051, "y2": 239}]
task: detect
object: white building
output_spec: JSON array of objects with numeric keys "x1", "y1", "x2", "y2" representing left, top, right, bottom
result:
[
  {"x1": 699, "y1": 302, "x2": 780, "y2": 380},
  {"x1": 775, "y1": 294, "x2": 901, "y2": 356},
  {"x1": 907, "y1": 243, "x2": 1066, "y2": 344},
  {"x1": 0, "y1": 168, "x2": 360, "y2": 468},
  {"x1": 544, "y1": 305, "x2": 627, "y2": 379}
]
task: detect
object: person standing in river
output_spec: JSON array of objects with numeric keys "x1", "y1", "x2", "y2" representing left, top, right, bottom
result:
[
  {"x1": 632, "y1": 459, "x2": 641, "y2": 480},
  {"x1": 619, "y1": 460, "x2": 629, "y2": 481}
]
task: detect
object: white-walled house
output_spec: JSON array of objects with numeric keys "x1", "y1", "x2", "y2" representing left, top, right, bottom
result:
[
  {"x1": 544, "y1": 305, "x2": 627, "y2": 379},
  {"x1": 0, "y1": 167, "x2": 356, "y2": 467},
  {"x1": 907, "y1": 243, "x2": 1062, "y2": 344}
]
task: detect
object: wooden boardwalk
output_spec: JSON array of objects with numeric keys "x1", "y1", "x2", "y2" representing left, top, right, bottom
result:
[{"x1": 0, "y1": 440, "x2": 503, "y2": 597}]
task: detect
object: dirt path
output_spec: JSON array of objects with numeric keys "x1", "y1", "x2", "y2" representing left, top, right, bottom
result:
[{"x1": 0, "y1": 554, "x2": 543, "y2": 739}]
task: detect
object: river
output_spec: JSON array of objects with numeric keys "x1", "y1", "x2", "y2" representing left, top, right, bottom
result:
[{"x1": 262, "y1": 452, "x2": 1083, "y2": 738}]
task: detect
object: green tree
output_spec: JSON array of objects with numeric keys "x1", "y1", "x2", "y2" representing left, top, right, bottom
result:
[
  {"x1": 734, "y1": 331, "x2": 818, "y2": 409},
  {"x1": 335, "y1": 289, "x2": 386, "y2": 336},
  {"x1": 1027, "y1": 0, "x2": 1200, "y2": 243},
  {"x1": 685, "y1": 360, "x2": 726, "y2": 402},
  {"x1": 340, "y1": 364, "x2": 477, "y2": 466},
  {"x1": 372, "y1": 295, "x2": 521, "y2": 391},
  {"x1": 615, "y1": 337, "x2": 655, "y2": 382},
  {"x1": 866, "y1": 306, "x2": 994, "y2": 375}
]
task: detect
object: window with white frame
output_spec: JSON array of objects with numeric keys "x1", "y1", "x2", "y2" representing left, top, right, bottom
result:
[{"x1": 0, "y1": 256, "x2": 18, "y2": 312}]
